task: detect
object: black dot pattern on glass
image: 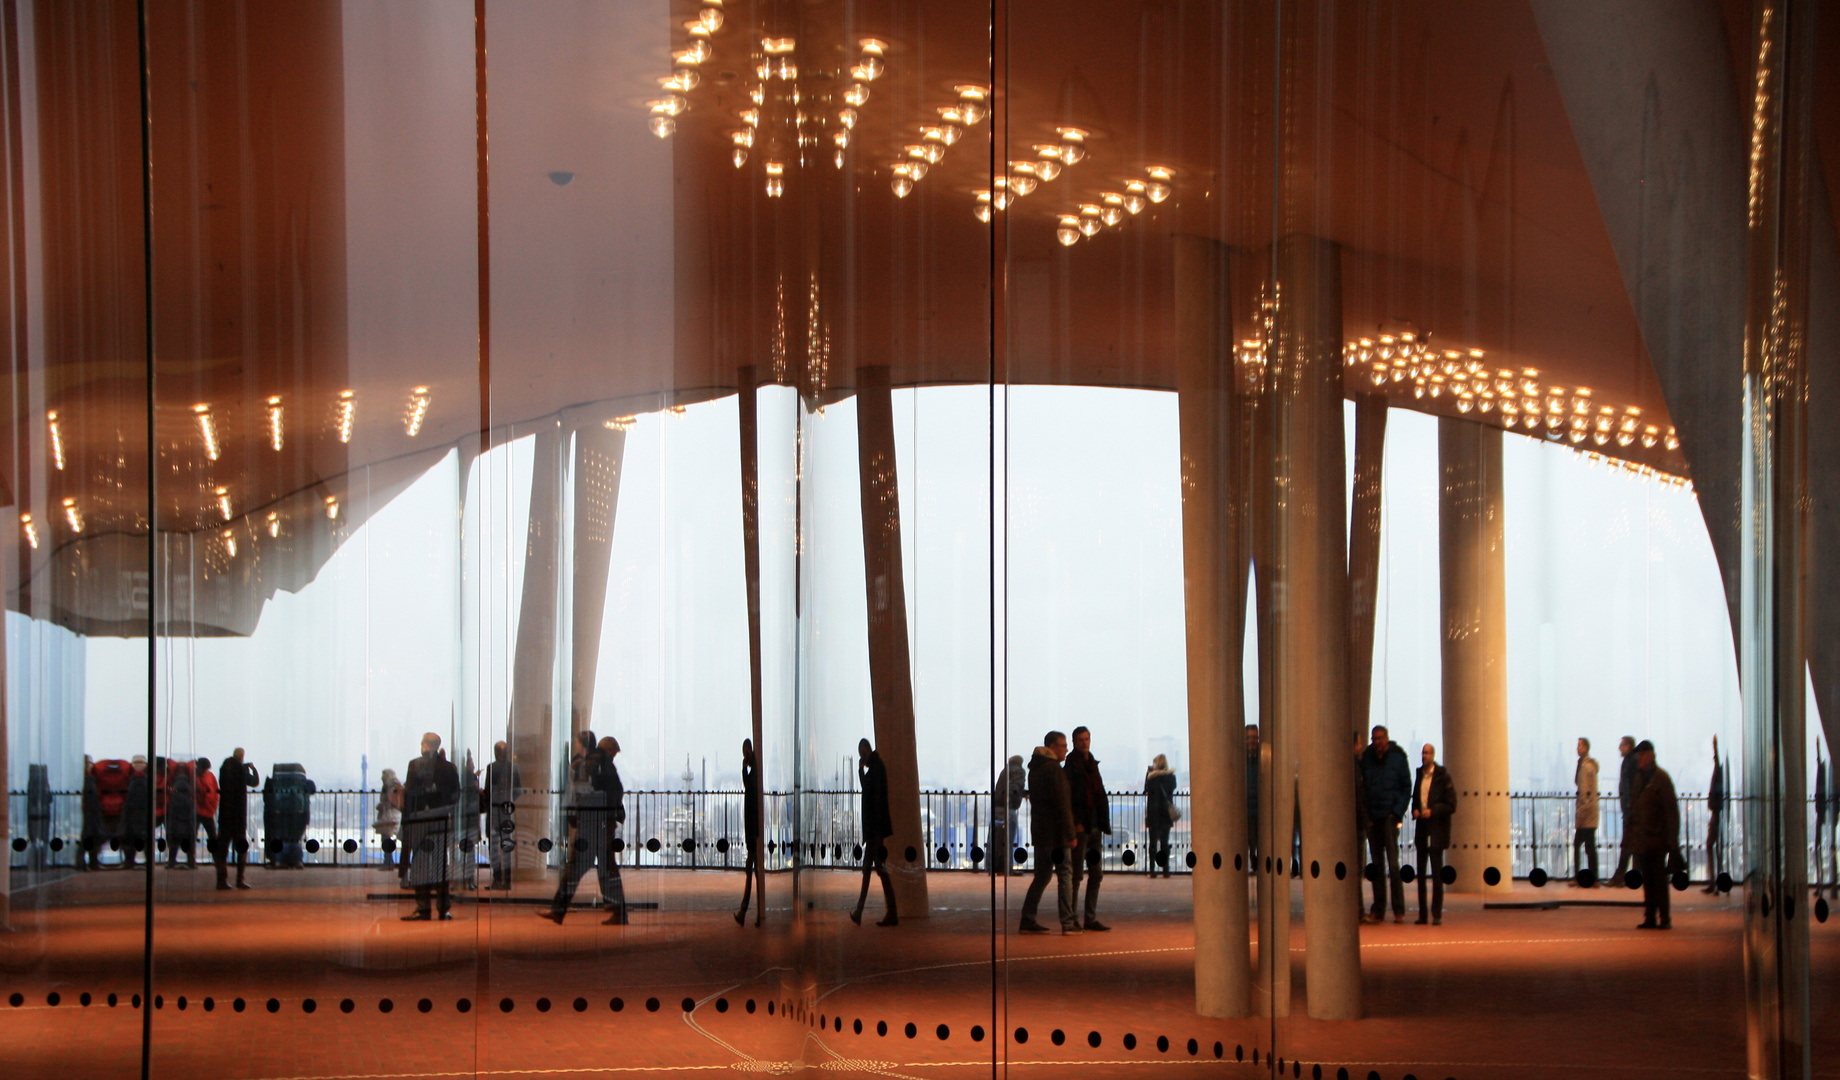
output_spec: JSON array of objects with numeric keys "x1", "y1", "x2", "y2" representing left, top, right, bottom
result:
[
  {"x1": 1399, "y1": 864, "x2": 1416, "y2": 883},
  {"x1": 1187, "y1": 1037, "x2": 1199, "y2": 1055},
  {"x1": 499, "y1": 998, "x2": 514, "y2": 1013},
  {"x1": 1439, "y1": 865, "x2": 1456, "y2": 885},
  {"x1": 378, "y1": 999, "x2": 391, "y2": 1013},
  {"x1": 971, "y1": 1025, "x2": 985, "y2": 1042},
  {"x1": 645, "y1": 997, "x2": 660, "y2": 1012},
  {"x1": 537, "y1": 998, "x2": 551, "y2": 1013},
  {"x1": 1717, "y1": 872, "x2": 1733, "y2": 892},
  {"x1": 340, "y1": 999, "x2": 354, "y2": 1013},
  {"x1": 82, "y1": 993, "x2": 94, "y2": 1007},
  {"x1": 342, "y1": 839, "x2": 358, "y2": 853},
  {"x1": 904, "y1": 845, "x2": 918, "y2": 862},
  {"x1": 1529, "y1": 868, "x2": 1548, "y2": 887},
  {"x1": 904, "y1": 1021, "x2": 917, "y2": 1039},
  {"x1": 456, "y1": 999, "x2": 471, "y2": 1014},
  {"x1": 645, "y1": 838, "x2": 661, "y2": 853},
  {"x1": 302, "y1": 999, "x2": 316, "y2": 1013},
  {"x1": 417, "y1": 999, "x2": 432, "y2": 1013},
  {"x1": 1335, "y1": 862, "x2": 1347, "y2": 880},
  {"x1": 1235, "y1": 854, "x2": 1244, "y2": 871},
  {"x1": 1483, "y1": 866, "x2": 1502, "y2": 887},
  {"x1": 1157, "y1": 1034, "x2": 1169, "y2": 1052},
  {"x1": 715, "y1": 998, "x2": 728, "y2": 1013},
  {"x1": 1214, "y1": 1042, "x2": 1224, "y2": 1059},
  {"x1": 1123, "y1": 1033, "x2": 1137, "y2": 1050},
  {"x1": 1625, "y1": 868, "x2": 1643, "y2": 889},
  {"x1": 1311, "y1": 860, "x2": 1320, "y2": 878},
  {"x1": 8, "y1": 993, "x2": 22, "y2": 1007},
  {"x1": 1014, "y1": 1027, "x2": 1028, "y2": 1044},
  {"x1": 233, "y1": 998, "x2": 245, "y2": 1012},
  {"x1": 936, "y1": 1024, "x2": 949, "y2": 1040},
  {"x1": 1186, "y1": 852, "x2": 1197, "y2": 869},
  {"x1": 1816, "y1": 898, "x2": 1830, "y2": 923},
  {"x1": 537, "y1": 838, "x2": 553, "y2": 853},
  {"x1": 876, "y1": 1020, "x2": 887, "y2": 1036},
  {"x1": 745, "y1": 999, "x2": 755, "y2": 1014},
  {"x1": 1087, "y1": 1030, "x2": 1102, "y2": 1048},
  {"x1": 1051, "y1": 1029, "x2": 1065, "y2": 1046},
  {"x1": 154, "y1": 995, "x2": 163, "y2": 1009},
  {"x1": 266, "y1": 999, "x2": 280, "y2": 1013},
  {"x1": 1122, "y1": 850, "x2": 1136, "y2": 867},
  {"x1": 1212, "y1": 853, "x2": 1222, "y2": 870},
  {"x1": 1015, "y1": 847, "x2": 1028, "y2": 865}
]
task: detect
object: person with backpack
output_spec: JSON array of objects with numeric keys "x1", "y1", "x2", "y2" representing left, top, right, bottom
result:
[
  {"x1": 263, "y1": 763, "x2": 315, "y2": 868},
  {"x1": 124, "y1": 756, "x2": 153, "y2": 868},
  {"x1": 89, "y1": 756, "x2": 132, "y2": 867},
  {"x1": 216, "y1": 750, "x2": 258, "y2": 889},
  {"x1": 164, "y1": 760, "x2": 199, "y2": 868}
]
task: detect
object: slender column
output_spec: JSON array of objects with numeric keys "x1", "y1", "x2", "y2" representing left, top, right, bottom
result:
[
  {"x1": 1347, "y1": 397, "x2": 1388, "y2": 735},
  {"x1": 1270, "y1": 234, "x2": 1363, "y2": 1020},
  {"x1": 1437, "y1": 417, "x2": 1510, "y2": 895},
  {"x1": 510, "y1": 423, "x2": 565, "y2": 877},
  {"x1": 1175, "y1": 235, "x2": 1250, "y2": 1017},
  {"x1": 1251, "y1": 386, "x2": 1289, "y2": 1018},
  {"x1": 738, "y1": 365, "x2": 766, "y2": 912},
  {"x1": 568, "y1": 424, "x2": 625, "y2": 737},
  {"x1": 854, "y1": 365, "x2": 928, "y2": 918}
]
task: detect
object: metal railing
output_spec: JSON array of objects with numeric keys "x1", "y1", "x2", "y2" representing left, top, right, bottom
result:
[{"x1": 10, "y1": 787, "x2": 1835, "y2": 887}]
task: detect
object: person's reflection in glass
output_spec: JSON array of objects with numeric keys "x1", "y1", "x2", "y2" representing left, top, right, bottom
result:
[
  {"x1": 164, "y1": 758, "x2": 199, "y2": 869},
  {"x1": 215, "y1": 750, "x2": 258, "y2": 890},
  {"x1": 849, "y1": 738, "x2": 897, "y2": 927},
  {"x1": 483, "y1": 743, "x2": 520, "y2": 891},
  {"x1": 123, "y1": 755, "x2": 151, "y2": 869},
  {"x1": 1628, "y1": 740, "x2": 1680, "y2": 930},
  {"x1": 1143, "y1": 755, "x2": 1177, "y2": 879},
  {"x1": 373, "y1": 768, "x2": 404, "y2": 876},
  {"x1": 401, "y1": 733, "x2": 459, "y2": 921},
  {"x1": 541, "y1": 730, "x2": 613, "y2": 925},
  {"x1": 991, "y1": 754, "x2": 1026, "y2": 878},
  {"x1": 735, "y1": 738, "x2": 763, "y2": 925},
  {"x1": 596, "y1": 737, "x2": 628, "y2": 925}
]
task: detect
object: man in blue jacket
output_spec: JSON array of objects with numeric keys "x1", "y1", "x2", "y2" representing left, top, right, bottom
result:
[{"x1": 1358, "y1": 725, "x2": 1412, "y2": 923}]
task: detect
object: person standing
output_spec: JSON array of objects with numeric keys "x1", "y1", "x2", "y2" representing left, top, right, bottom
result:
[
  {"x1": 164, "y1": 759, "x2": 198, "y2": 868},
  {"x1": 1357, "y1": 725, "x2": 1411, "y2": 923},
  {"x1": 1143, "y1": 755, "x2": 1177, "y2": 878},
  {"x1": 849, "y1": 738, "x2": 898, "y2": 927},
  {"x1": 596, "y1": 736, "x2": 628, "y2": 925},
  {"x1": 1411, "y1": 744, "x2": 1456, "y2": 925},
  {"x1": 374, "y1": 768, "x2": 404, "y2": 874},
  {"x1": 1245, "y1": 725, "x2": 1261, "y2": 862},
  {"x1": 1572, "y1": 738, "x2": 1600, "y2": 887},
  {"x1": 123, "y1": 755, "x2": 152, "y2": 869},
  {"x1": 402, "y1": 733, "x2": 460, "y2": 921},
  {"x1": 79, "y1": 756, "x2": 103, "y2": 870},
  {"x1": 1019, "y1": 731, "x2": 1079, "y2": 935},
  {"x1": 1703, "y1": 736, "x2": 1726, "y2": 893},
  {"x1": 990, "y1": 754, "x2": 1026, "y2": 877},
  {"x1": 1064, "y1": 726, "x2": 1111, "y2": 931},
  {"x1": 1614, "y1": 735, "x2": 1641, "y2": 881},
  {"x1": 1627, "y1": 740, "x2": 1679, "y2": 929},
  {"x1": 193, "y1": 759, "x2": 221, "y2": 872},
  {"x1": 482, "y1": 743, "x2": 519, "y2": 890},
  {"x1": 542, "y1": 730, "x2": 610, "y2": 925},
  {"x1": 735, "y1": 738, "x2": 764, "y2": 925},
  {"x1": 215, "y1": 750, "x2": 258, "y2": 890},
  {"x1": 1814, "y1": 743, "x2": 1829, "y2": 897}
]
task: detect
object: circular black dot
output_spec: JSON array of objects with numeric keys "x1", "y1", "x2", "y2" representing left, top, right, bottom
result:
[
  {"x1": 612, "y1": 997, "x2": 625, "y2": 1012},
  {"x1": 904, "y1": 1022, "x2": 917, "y2": 1039},
  {"x1": 573, "y1": 998, "x2": 588, "y2": 1012},
  {"x1": 305, "y1": 839, "x2": 320, "y2": 854},
  {"x1": 1212, "y1": 852, "x2": 1222, "y2": 870},
  {"x1": 417, "y1": 999, "x2": 432, "y2": 1013},
  {"x1": 716, "y1": 998, "x2": 729, "y2": 1013},
  {"x1": 537, "y1": 838, "x2": 553, "y2": 853},
  {"x1": 537, "y1": 998, "x2": 551, "y2": 1013},
  {"x1": 853, "y1": 1018, "x2": 862, "y2": 1033},
  {"x1": 1816, "y1": 898, "x2": 1829, "y2": 923},
  {"x1": 1215, "y1": 1041, "x2": 1224, "y2": 1059},
  {"x1": 681, "y1": 838, "x2": 696, "y2": 853},
  {"x1": 1335, "y1": 862, "x2": 1347, "y2": 880},
  {"x1": 50, "y1": 992, "x2": 63, "y2": 1007},
  {"x1": 50, "y1": 838, "x2": 64, "y2": 852},
  {"x1": 265, "y1": 998, "x2": 280, "y2": 1013},
  {"x1": 1088, "y1": 1030, "x2": 1102, "y2": 1048},
  {"x1": 645, "y1": 998, "x2": 660, "y2": 1012},
  {"x1": 1368, "y1": 1072, "x2": 1380, "y2": 1080},
  {"x1": 971, "y1": 846, "x2": 985, "y2": 864},
  {"x1": 153, "y1": 995, "x2": 163, "y2": 1010},
  {"x1": 8, "y1": 993, "x2": 22, "y2": 1007},
  {"x1": 1015, "y1": 847, "x2": 1028, "y2": 865},
  {"x1": 1185, "y1": 852, "x2": 1197, "y2": 868},
  {"x1": 937, "y1": 1023, "x2": 950, "y2": 1040},
  {"x1": 10, "y1": 838, "x2": 24, "y2": 852},
  {"x1": 340, "y1": 999, "x2": 354, "y2": 1013},
  {"x1": 612, "y1": 838, "x2": 625, "y2": 853},
  {"x1": 1315, "y1": 1066, "x2": 1324, "y2": 1079},
  {"x1": 1400, "y1": 864, "x2": 1416, "y2": 883},
  {"x1": 682, "y1": 997, "x2": 696, "y2": 1012},
  {"x1": 499, "y1": 998, "x2": 514, "y2": 1013},
  {"x1": 83, "y1": 993, "x2": 94, "y2": 1007},
  {"x1": 342, "y1": 839, "x2": 358, "y2": 854},
  {"x1": 132, "y1": 994, "x2": 141, "y2": 1008},
  {"x1": 1529, "y1": 868, "x2": 1549, "y2": 888},
  {"x1": 200, "y1": 997, "x2": 211, "y2": 1011},
  {"x1": 716, "y1": 838, "x2": 730, "y2": 853},
  {"x1": 1718, "y1": 872, "x2": 1733, "y2": 892},
  {"x1": 1187, "y1": 1037, "x2": 1199, "y2": 1055},
  {"x1": 898, "y1": 845, "x2": 914, "y2": 862},
  {"x1": 1577, "y1": 868, "x2": 1598, "y2": 887},
  {"x1": 302, "y1": 999, "x2": 316, "y2": 1014},
  {"x1": 745, "y1": 999, "x2": 755, "y2": 1014},
  {"x1": 1483, "y1": 866, "x2": 1502, "y2": 887},
  {"x1": 1625, "y1": 869, "x2": 1643, "y2": 889},
  {"x1": 456, "y1": 999, "x2": 472, "y2": 1014},
  {"x1": 1365, "y1": 863, "x2": 1381, "y2": 882},
  {"x1": 1235, "y1": 853, "x2": 1244, "y2": 871},
  {"x1": 379, "y1": 999, "x2": 392, "y2": 1013},
  {"x1": 1310, "y1": 860, "x2": 1320, "y2": 878},
  {"x1": 1157, "y1": 1034, "x2": 1170, "y2": 1052},
  {"x1": 1122, "y1": 850, "x2": 1136, "y2": 867},
  {"x1": 766, "y1": 1001, "x2": 774, "y2": 1016},
  {"x1": 1440, "y1": 865, "x2": 1456, "y2": 885},
  {"x1": 971, "y1": 1024, "x2": 985, "y2": 1042},
  {"x1": 876, "y1": 1020, "x2": 887, "y2": 1036},
  {"x1": 1050, "y1": 1029, "x2": 1066, "y2": 1046},
  {"x1": 232, "y1": 997, "x2": 245, "y2": 1012},
  {"x1": 646, "y1": 838, "x2": 661, "y2": 853},
  {"x1": 834, "y1": 1017, "x2": 842, "y2": 1032},
  {"x1": 1013, "y1": 1025, "x2": 1029, "y2": 1044},
  {"x1": 1237, "y1": 1044, "x2": 1246, "y2": 1061}
]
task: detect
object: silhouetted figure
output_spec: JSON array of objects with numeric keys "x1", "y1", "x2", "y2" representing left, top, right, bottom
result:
[
  {"x1": 596, "y1": 736, "x2": 628, "y2": 924},
  {"x1": 264, "y1": 764, "x2": 316, "y2": 867},
  {"x1": 850, "y1": 738, "x2": 897, "y2": 927},
  {"x1": 1573, "y1": 738, "x2": 1600, "y2": 886},
  {"x1": 1628, "y1": 739, "x2": 1679, "y2": 929},
  {"x1": 193, "y1": 759, "x2": 221, "y2": 876},
  {"x1": 483, "y1": 743, "x2": 520, "y2": 890},
  {"x1": 1143, "y1": 755, "x2": 1177, "y2": 878},
  {"x1": 1412, "y1": 743, "x2": 1456, "y2": 925},
  {"x1": 215, "y1": 750, "x2": 259, "y2": 889},
  {"x1": 164, "y1": 759, "x2": 198, "y2": 868},
  {"x1": 123, "y1": 755, "x2": 152, "y2": 868},
  {"x1": 79, "y1": 755, "x2": 105, "y2": 869},
  {"x1": 1613, "y1": 735, "x2": 1640, "y2": 879},
  {"x1": 1245, "y1": 725, "x2": 1261, "y2": 861},
  {"x1": 25, "y1": 764, "x2": 51, "y2": 870},
  {"x1": 1065, "y1": 726, "x2": 1111, "y2": 930},
  {"x1": 542, "y1": 730, "x2": 615, "y2": 925},
  {"x1": 1702, "y1": 737, "x2": 1725, "y2": 893},
  {"x1": 1815, "y1": 743, "x2": 1830, "y2": 897},
  {"x1": 1358, "y1": 725, "x2": 1411, "y2": 923},
  {"x1": 402, "y1": 733, "x2": 460, "y2": 920},
  {"x1": 1019, "y1": 731, "x2": 1078, "y2": 935},
  {"x1": 374, "y1": 768, "x2": 404, "y2": 874},
  {"x1": 990, "y1": 754, "x2": 1026, "y2": 877},
  {"x1": 459, "y1": 750, "x2": 483, "y2": 887},
  {"x1": 735, "y1": 738, "x2": 763, "y2": 924}
]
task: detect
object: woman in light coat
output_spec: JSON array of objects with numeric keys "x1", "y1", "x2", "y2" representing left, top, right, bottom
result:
[
  {"x1": 1572, "y1": 739, "x2": 1600, "y2": 886},
  {"x1": 374, "y1": 767, "x2": 404, "y2": 873}
]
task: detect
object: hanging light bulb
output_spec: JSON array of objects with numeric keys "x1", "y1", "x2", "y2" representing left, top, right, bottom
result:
[
  {"x1": 761, "y1": 36, "x2": 795, "y2": 54},
  {"x1": 336, "y1": 389, "x2": 356, "y2": 443},
  {"x1": 1056, "y1": 215, "x2": 1081, "y2": 247},
  {"x1": 733, "y1": 147, "x2": 749, "y2": 168},
  {"x1": 839, "y1": 108, "x2": 858, "y2": 129},
  {"x1": 1007, "y1": 173, "x2": 1036, "y2": 196},
  {"x1": 974, "y1": 202, "x2": 992, "y2": 223},
  {"x1": 956, "y1": 85, "x2": 987, "y2": 125},
  {"x1": 20, "y1": 513, "x2": 36, "y2": 550},
  {"x1": 851, "y1": 56, "x2": 884, "y2": 81},
  {"x1": 47, "y1": 410, "x2": 64, "y2": 470},
  {"x1": 649, "y1": 115, "x2": 675, "y2": 138},
  {"x1": 1100, "y1": 205, "x2": 1124, "y2": 226},
  {"x1": 1123, "y1": 194, "x2": 1145, "y2": 214},
  {"x1": 1078, "y1": 205, "x2": 1103, "y2": 236},
  {"x1": 324, "y1": 495, "x2": 339, "y2": 521},
  {"x1": 216, "y1": 486, "x2": 233, "y2": 521},
  {"x1": 267, "y1": 395, "x2": 284, "y2": 451},
  {"x1": 765, "y1": 161, "x2": 784, "y2": 197},
  {"x1": 910, "y1": 144, "x2": 945, "y2": 165},
  {"x1": 62, "y1": 497, "x2": 80, "y2": 534},
  {"x1": 697, "y1": 4, "x2": 723, "y2": 32},
  {"x1": 891, "y1": 175, "x2": 913, "y2": 198},
  {"x1": 193, "y1": 404, "x2": 220, "y2": 461},
  {"x1": 1034, "y1": 159, "x2": 1061, "y2": 181},
  {"x1": 661, "y1": 70, "x2": 697, "y2": 93},
  {"x1": 844, "y1": 83, "x2": 869, "y2": 107}
]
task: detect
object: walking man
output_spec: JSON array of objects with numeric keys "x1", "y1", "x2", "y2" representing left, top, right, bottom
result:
[
  {"x1": 542, "y1": 730, "x2": 611, "y2": 925},
  {"x1": 1019, "y1": 731, "x2": 1079, "y2": 935},
  {"x1": 1628, "y1": 739, "x2": 1680, "y2": 929},
  {"x1": 1358, "y1": 725, "x2": 1412, "y2": 923},
  {"x1": 1573, "y1": 738, "x2": 1599, "y2": 886},
  {"x1": 1064, "y1": 726, "x2": 1111, "y2": 931},
  {"x1": 849, "y1": 738, "x2": 898, "y2": 927},
  {"x1": 1412, "y1": 743, "x2": 1456, "y2": 925}
]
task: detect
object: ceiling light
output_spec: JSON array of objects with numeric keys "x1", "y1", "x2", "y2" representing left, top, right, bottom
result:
[{"x1": 47, "y1": 410, "x2": 64, "y2": 470}]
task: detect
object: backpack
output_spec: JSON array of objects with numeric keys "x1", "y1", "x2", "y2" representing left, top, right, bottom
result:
[
  {"x1": 92, "y1": 759, "x2": 132, "y2": 816},
  {"x1": 270, "y1": 768, "x2": 312, "y2": 816}
]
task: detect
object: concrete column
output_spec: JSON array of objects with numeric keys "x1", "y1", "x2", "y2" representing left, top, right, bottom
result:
[
  {"x1": 1251, "y1": 389, "x2": 1289, "y2": 1019},
  {"x1": 854, "y1": 366, "x2": 928, "y2": 918},
  {"x1": 510, "y1": 422, "x2": 565, "y2": 877},
  {"x1": 1174, "y1": 234, "x2": 1251, "y2": 1017},
  {"x1": 738, "y1": 365, "x2": 766, "y2": 912},
  {"x1": 1437, "y1": 417, "x2": 1510, "y2": 895},
  {"x1": 1270, "y1": 234, "x2": 1363, "y2": 1020},
  {"x1": 568, "y1": 425, "x2": 626, "y2": 738},
  {"x1": 1347, "y1": 397, "x2": 1388, "y2": 735}
]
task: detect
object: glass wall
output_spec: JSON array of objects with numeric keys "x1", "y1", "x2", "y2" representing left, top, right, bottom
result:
[{"x1": 3, "y1": 2, "x2": 1834, "y2": 1078}]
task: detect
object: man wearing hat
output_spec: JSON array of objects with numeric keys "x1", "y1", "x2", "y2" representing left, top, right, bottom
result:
[{"x1": 1626, "y1": 739, "x2": 1680, "y2": 929}]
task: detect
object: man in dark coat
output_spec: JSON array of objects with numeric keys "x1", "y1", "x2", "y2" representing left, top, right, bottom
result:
[
  {"x1": 1357, "y1": 725, "x2": 1412, "y2": 923},
  {"x1": 595, "y1": 736, "x2": 628, "y2": 924},
  {"x1": 1020, "y1": 731, "x2": 1079, "y2": 934},
  {"x1": 1702, "y1": 736, "x2": 1725, "y2": 893},
  {"x1": 482, "y1": 741, "x2": 520, "y2": 891},
  {"x1": 164, "y1": 760, "x2": 198, "y2": 868},
  {"x1": 402, "y1": 733, "x2": 461, "y2": 921},
  {"x1": 542, "y1": 730, "x2": 611, "y2": 925},
  {"x1": 215, "y1": 749, "x2": 258, "y2": 889},
  {"x1": 735, "y1": 737, "x2": 764, "y2": 925},
  {"x1": 1245, "y1": 725, "x2": 1261, "y2": 861},
  {"x1": 990, "y1": 754, "x2": 1026, "y2": 877},
  {"x1": 1614, "y1": 735, "x2": 1640, "y2": 880},
  {"x1": 123, "y1": 755, "x2": 152, "y2": 869},
  {"x1": 1411, "y1": 743, "x2": 1457, "y2": 925},
  {"x1": 1064, "y1": 725, "x2": 1112, "y2": 931},
  {"x1": 850, "y1": 738, "x2": 898, "y2": 926},
  {"x1": 1143, "y1": 755, "x2": 1177, "y2": 878},
  {"x1": 1628, "y1": 739, "x2": 1680, "y2": 929}
]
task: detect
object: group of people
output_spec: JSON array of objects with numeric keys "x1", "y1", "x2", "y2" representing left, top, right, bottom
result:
[
  {"x1": 1573, "y1": 735, "x2": 1687, "y2": 927},
  {"x1": 1013, "y1": 727, "x2": 1114, "y2": 935},
  {"x1": 1356, "y1": 726, "x2": 1456, "y2": 925},
  {"x1": 78, "y1": 750, "x2": 263, "y2": 890}
]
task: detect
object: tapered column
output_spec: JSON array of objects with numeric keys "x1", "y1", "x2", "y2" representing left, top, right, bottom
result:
[
  {"x1": 510, "y1": 423, "x2": 565, "y2": 877},
  {"x1": 855, "y1": 366, "x2": 928, "y2": 918},
  {"x1": 1348, "y1": 397, "x2": 1388, "y2": 735},
  {"x1": 738, "y1": 365, "x2": 766, "y2": 912},
  {"x1": 568, "y1": 424, "x2": 626, "y2": 738},
  {"x1": 1251, "y1": 387, "x2": 1289, "y2": 1019},
  {"x1": 1437, "y1": 417, "x2": 1510, "y2": 895},
  {"x1": 1175, "y1": 235, "x2": 1251, "y2": 1017},
  {"x1": 1269, "y1": 234, "x2": 1363, "y2": 1020}
]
